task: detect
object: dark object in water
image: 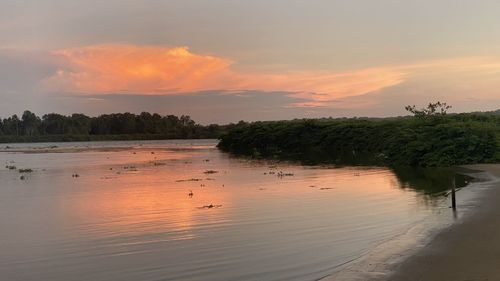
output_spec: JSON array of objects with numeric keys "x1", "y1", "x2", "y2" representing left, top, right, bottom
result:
[
  {"x1": 19, "y1": 175, "x2": 25, "y2": 180},
  {"x1": 18, "y1": 168, "x2": 33, "y2": 173},
  {"x1": 72, "y1": 173, "x2": 80, "y2": 178},
  {"x1": 204, "y1": 170, "x2": 218, "y2": 174},
  {"x1": 188, "y1": 190, "x2": 194, "y2": 197},
  {"x1": 277, "y1": 171, "x2": 294, "y2": 178},
  {"x1": 198, "y1": 204, "x2": 222, "y2": 209},
  {"x1": 176, "y1": 178, "x2": 202, "y2": 182}
]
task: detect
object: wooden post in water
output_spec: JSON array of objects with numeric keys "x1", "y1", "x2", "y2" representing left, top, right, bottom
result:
[{"x1": 451, "y1": 177, "x2": 457, "y2": 210}]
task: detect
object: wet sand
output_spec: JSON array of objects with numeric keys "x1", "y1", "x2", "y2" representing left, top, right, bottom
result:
[{"x1": 388, "y1": 164, "x2": 500, "y2": 281}]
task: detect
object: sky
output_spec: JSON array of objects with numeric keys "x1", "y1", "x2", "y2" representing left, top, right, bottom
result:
[{"x1": 1, "y1": 0, "x2": 500, "y2": 124}]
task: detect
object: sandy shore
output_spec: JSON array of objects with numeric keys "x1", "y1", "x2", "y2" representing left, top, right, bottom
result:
[{"x1": 387, "y1": 164, "x2": 500, "y2": 281}]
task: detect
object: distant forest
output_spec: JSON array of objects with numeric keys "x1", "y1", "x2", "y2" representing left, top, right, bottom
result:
[{"x1": 0, "y1": 111, "x2": 229, "y2": 142}]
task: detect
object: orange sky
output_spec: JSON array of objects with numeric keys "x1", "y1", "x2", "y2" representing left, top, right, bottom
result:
[{"x1": 41, "y1": 44, "x2": 500, "y2": 109}]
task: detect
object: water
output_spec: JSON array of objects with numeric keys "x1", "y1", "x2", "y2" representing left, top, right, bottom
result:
[{"x1": 0, "y1": 140, "x2": 473, "y2": 281}]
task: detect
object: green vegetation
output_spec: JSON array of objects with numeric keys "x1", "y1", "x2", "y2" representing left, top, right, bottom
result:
[
  {"x1": 0, "y1": 111, "x2": 228, "y2": 143},
  {"x1": 218, "y1": 106, "x2": 500, "y2": 167}
]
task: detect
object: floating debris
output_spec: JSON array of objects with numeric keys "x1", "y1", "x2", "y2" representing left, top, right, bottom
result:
[
  {"x1": 153, "y1": 162, "x2": 167, "y2": 166},
  {"x1": 5, "y1": 165, "x2": 17, "y2": 170},
  {"x1": 204, "y1": 170, "x2": 218, "y2": 174},
  {"x1": 19, "y1": 175, "x2": 26, "y2": 180},
  {"x1": 205, "y1": 178, "x2": 216, "y2": 181},
  {"x1": 319, "y1": 187, "x2": 333, "y2": 190},
  {"x1": 198, "y1": 204, "x2": 222, "y2": 209},
  {"x1": 18, "y1": 169, "x2": 33, "y2": 173},
  {"x1": 176, "y1": 178, "x2": 202, "y2": 182},
  {"x1": 188, "y1": 190, "x2": 194, "y2": 197},
  {"x1": 123, "y1": 166, "x2": 138, "y2": 171},
  {"x1": 72, "y1": 173, "x2": 80, "y2": 178},
  {"x1": 204, "y1": 159, "x2": 210, "y2": 162},
  {"x1": 277, "y1": 171, "x2": 294, "y2": 178},
  {"x1": 151, "y1": 151, "x2": 155, "y2": 154},
  {"x1": 309, "y1": 185, "x2": 316, "y2": 188},
  {"x1": 258, "y1": 188, "x2": 267, "y2": 190}
]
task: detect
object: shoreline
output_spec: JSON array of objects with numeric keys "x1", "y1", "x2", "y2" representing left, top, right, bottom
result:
[
  {"x1": 386, "y1": 164, "x2": 500, "y2": 281},
  {"x1": 322, "y1": 164, "x2": 499, "y2": 281}
]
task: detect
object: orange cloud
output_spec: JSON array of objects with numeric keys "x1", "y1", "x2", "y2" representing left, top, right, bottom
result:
[
  {"x1": 46, "y1": 45, "x2": 235, "y2": 94},
  {"x1": 43, "y1": 44, "x2": 500, "y2": 108},
  {"x1": 44, "y1": 44, "x2": 406, "y2": 106}
]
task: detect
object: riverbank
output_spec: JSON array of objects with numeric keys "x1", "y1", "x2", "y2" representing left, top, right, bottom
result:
[
  {"x1": 386, "y1": 164, "x2": 500, "y2": 281},
  {"x1": 0, "y1": 134, "x2": 218, "y2": 144},
  {"x1": 321, "y1": 164, "x2": 499, "y2": 281}
]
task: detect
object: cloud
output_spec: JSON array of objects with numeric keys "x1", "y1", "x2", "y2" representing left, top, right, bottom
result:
[
  {"x1": 2, "y1": 44, "x2": 500, "y2": 115},
  {"x1": 42, "y1": 44, "x2": 408, "y2": 106},
  {"x1": 44, "y1": 45, "x2": 234, "y2": 94}
]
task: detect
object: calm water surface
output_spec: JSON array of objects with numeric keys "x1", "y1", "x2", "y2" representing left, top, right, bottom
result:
[{"x1": 0, "y1": 140, "x2": 470, "y2": 281}]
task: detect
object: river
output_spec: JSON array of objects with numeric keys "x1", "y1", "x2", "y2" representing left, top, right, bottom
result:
[{"x1": 0, "y1": 139, "x2": 476, "y2": 281}]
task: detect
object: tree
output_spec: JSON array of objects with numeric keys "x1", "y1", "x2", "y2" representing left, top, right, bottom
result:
[
  {"x1": 405, "y1": 102, "x2": 452, "y2": 118},
  {"x1": 21, "y1": 111, "x2": 41, "y2": 136},
  {"x1": 42, "y1": 113, "x2": 70, "y2": 134},
  {"x1": 3, "y1": 115, "x2": 21, "y2": 135},
  {"x1": 70, "y1": 114, "x2": 91, "y2": 134}
]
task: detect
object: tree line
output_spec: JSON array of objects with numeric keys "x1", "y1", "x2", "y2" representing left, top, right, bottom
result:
[
  {"x1": 0, "y1": 111, "x2": 226, "y2": 141},
  {"x1": 218, "y1": 108, "x2": 500, "y2": 167}
]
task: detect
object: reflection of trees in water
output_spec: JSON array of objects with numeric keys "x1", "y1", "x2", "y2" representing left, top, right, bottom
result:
[{"x1": 391, "y1": 166, "x2": 473, "y2": 197}]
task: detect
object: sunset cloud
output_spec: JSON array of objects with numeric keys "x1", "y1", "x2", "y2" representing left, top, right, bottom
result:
[
  {"x1": 0, "y1": 44, "x2": 494, "y2": 110},
  {"x1": 45, "y1": 45, "x2": 235, "y2": 94},
  {"x1": 43, "y1": 44, "x2": 407, "y2": 106}
]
